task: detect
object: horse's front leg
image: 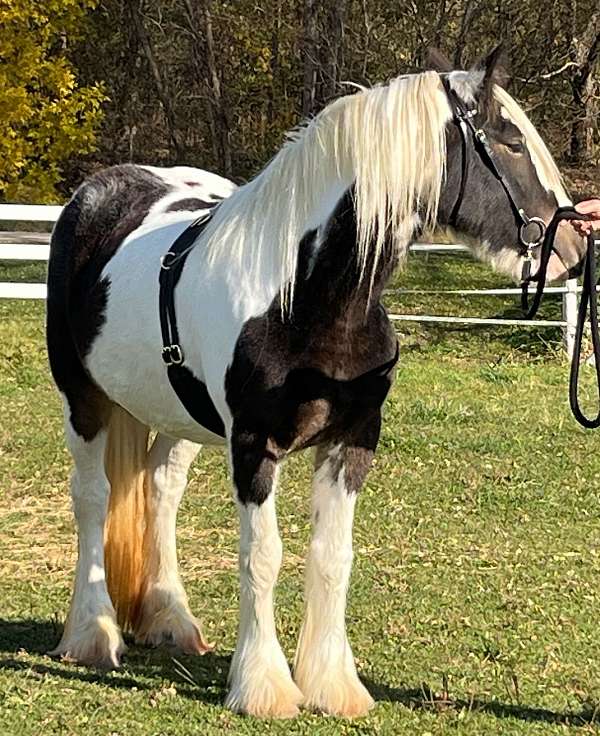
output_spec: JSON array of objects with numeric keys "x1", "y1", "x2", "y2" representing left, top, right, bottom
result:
[
  {"x1": 225, "y1": 428, "x2": 303, "y2": 718},
  {"x1": 294, "y1": 419, "x2": 380, "y2": 717}
]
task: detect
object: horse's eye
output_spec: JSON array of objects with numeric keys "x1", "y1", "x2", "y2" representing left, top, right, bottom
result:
[{"x1": 506, "y1": 140, "x2": 526, "y2": 154}]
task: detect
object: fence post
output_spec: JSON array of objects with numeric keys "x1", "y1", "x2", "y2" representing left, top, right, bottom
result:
[{"x1": 562, "y1": 277, "x2": 578, "y2": 360}]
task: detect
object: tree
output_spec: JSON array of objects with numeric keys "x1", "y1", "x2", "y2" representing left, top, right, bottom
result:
[
  {"x1": 0, "y1": 0, "x2": 105, "y2": 202},
  {"x1": 63, "y1": 0, "x2": 599, "y2": 190},
  {"x1": 568, "y1": 0, "x2": 600, "y2": 162},
  {"x1": 183, "y1": 0, "x2": 232, "y2": 175}
]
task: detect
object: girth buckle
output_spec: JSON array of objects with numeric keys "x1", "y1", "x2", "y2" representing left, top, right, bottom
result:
[
  {"x1": 160, "y1": 251, "x2": 178, "y2": 270},
  {"x1": 162, "y1": 344, "x2": 184, "y2": 366}
]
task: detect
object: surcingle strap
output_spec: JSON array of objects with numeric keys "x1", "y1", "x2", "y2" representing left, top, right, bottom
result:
[{"x1": 158, "y1": 215, "x2": 225, "y2": 437}]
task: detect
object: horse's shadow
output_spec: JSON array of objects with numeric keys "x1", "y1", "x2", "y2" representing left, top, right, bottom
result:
[
  {"x1": 364, "y1": 679, "x2": 600, "y2": 728},
  {"x1": 1, "y1": 619, "x2": 598, "y2": 726},
  {"x1": 0, "y1": 618, "x2": 229, "y2": 704}
]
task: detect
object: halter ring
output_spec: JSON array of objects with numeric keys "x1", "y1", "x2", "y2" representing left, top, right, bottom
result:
[{"x1": 519, "y1": 216, "x2": 546, "y2": 250}]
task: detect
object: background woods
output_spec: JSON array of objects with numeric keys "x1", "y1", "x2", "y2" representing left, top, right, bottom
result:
[{"x1": 3, "y1": 0, "x2": 600, "y2": 200}]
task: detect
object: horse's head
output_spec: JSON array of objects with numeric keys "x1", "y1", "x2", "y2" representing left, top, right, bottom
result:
[{"x1": 428, "y1": 46, "x2": 586, "y2": 283}]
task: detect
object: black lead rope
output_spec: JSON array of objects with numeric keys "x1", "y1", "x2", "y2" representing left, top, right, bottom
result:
[{"x1": 522, "y1": 207, "x2": 600, "y2": 429}]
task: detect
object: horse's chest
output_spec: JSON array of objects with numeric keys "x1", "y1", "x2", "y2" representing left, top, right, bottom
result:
[
  {"x1": 230, "y1": 356, "x2": 394, "y2": 456},
  {"x1": 225, "y1": 304, "x2": 397, "y2": 454}
]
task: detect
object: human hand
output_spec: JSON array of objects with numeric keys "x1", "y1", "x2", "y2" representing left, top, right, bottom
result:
[{"x1": 572, "y1": 199, "x2": 600, "y2": 235}]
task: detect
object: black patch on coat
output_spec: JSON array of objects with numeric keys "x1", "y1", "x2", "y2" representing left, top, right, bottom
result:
[
  {"x1": 225, "y1": 191, "x2": 398, "y2": 505},
  {"x1": 166, "y1": 197, "x2": 218, "y2": 212},
  {"x1": 46, "y1": 164, "x2": 170, "y2": 439}
]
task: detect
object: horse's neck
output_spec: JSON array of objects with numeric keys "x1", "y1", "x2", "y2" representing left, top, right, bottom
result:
[{"x1": 291, "y1": 191, "x2": 398, "y2": 324}]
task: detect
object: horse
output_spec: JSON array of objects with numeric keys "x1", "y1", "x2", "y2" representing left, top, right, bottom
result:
[{"x1": 45, "y1": 46, "x2": 585, "y2": 719}]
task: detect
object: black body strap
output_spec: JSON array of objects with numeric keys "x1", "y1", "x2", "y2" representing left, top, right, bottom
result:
[{"x1": 158, "y1": 215, "x2": 225, "y2": 438}]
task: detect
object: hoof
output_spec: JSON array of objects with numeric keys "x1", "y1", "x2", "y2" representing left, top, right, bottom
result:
[
  {"x1": 49, "y1": 613, "x2": 125, "y2": 669},
  {"x1": 226, "y1": 664, "x2": 303, "y2": 718},
  {"x1": 295, "y1": 668, "x2": 374, "y2": 717},
  {"x1": 135, "y1": 587, "x2": 213, "y2": 655}
]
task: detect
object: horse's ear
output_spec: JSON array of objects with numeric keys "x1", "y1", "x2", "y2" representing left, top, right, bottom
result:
[
  {"x1": 477, "y1": 44, "x2": 510, "y2": 90},
  {"x1": 424, "y1": 47, "x2": 454, "y2": 73}
]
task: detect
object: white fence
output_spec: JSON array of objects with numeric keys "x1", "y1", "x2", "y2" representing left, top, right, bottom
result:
[{"x1": 0, "y1": 203, "x2": 580, "y2": 356}]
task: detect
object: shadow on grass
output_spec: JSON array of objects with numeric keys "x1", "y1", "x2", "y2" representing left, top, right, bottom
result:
[
  {"x1": 0, "y1": 618, "x2": 228, "y2": 704},
  {"x1": 366, "y1": 678, "x2": 600, "y2": 728},
  {"x1": 1, "y1": 621, "x2": 598, "y2": 726}
]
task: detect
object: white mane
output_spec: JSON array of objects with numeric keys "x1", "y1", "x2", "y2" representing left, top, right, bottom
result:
[
  {"x1": 201, "y1": 71, "x2": 569, "y2": 311},
  {"x1": 203, "y1": 70, "x2": 450, "y2": 309}
]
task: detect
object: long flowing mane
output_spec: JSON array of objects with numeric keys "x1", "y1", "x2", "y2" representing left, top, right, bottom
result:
[
  {"x1": 494, "y1": 85, "x2": 569, "y2": 206},
  {"x1": 204, "y1": 70, "x2": 449, "y2": 309}
]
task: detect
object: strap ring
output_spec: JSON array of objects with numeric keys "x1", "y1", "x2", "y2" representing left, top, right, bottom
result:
[{"x1": 519, "y1": 216, "x2": 546, "y2": 249}]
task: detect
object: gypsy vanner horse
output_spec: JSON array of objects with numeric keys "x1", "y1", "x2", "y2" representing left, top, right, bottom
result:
[{"x1": 46, "y1": 49, "x2": 584, "y2": 718}]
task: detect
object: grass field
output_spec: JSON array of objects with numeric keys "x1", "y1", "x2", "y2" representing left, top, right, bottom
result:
[{"x1": 2, "y1": 255, "x2": 600, "y2": 735}]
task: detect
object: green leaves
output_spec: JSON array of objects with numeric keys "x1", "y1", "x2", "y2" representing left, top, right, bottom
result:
[{"x1": 0, "y1": 0, "x2": 106, "y2": 202}]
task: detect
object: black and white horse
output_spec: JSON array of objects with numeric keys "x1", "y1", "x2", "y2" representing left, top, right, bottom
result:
[{"x1": 46, "y1": 49, "x2": 584, "y2": 718}]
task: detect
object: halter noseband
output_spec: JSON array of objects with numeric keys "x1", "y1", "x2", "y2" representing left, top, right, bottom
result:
[{"x1": 441, "y1": 77, "x2": 546, "y2": 280}]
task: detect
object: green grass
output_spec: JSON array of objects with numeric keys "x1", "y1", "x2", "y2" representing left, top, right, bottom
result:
[{"x1": 2, "y1": 256, "x2": 600, "y2": 735}]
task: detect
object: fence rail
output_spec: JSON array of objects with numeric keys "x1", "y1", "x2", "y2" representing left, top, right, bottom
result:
[{"x1": 0, "y1": 203, "x2": 581, "y2": 356}]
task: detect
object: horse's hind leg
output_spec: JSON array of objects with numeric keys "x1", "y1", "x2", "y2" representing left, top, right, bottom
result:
[
  {"x1": 294, "y1": 430, "x2": 379, "y2": 717},
  {"x1": 134, "y1": 434, "x2": 212, "y2": 654},
  {"x1": 50, "y1": 405, "x2": 125, "y2": 668}
]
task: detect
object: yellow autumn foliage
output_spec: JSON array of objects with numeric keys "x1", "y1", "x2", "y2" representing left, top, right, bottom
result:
[{"x1": 0, "y1": 0, "x2": 106, "y2": 202}]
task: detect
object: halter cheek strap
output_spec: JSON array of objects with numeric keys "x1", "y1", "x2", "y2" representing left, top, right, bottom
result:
[{"x1": 441, "y1": 77, "x2": 547, "y2": 273}]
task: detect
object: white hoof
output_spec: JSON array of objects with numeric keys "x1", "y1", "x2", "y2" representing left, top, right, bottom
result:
[
  {"x1": 226, "y1": 660, "x2": 303, "y2": 718},
  {"x1": 135, "y1": 586, "x2": 213, "y2": 654},
  {"x1": 295, "y1": 665, "x2": 374, "y2": 717},
  {"x1": 49, "y1": 611, "x2": 125, "y2": 669}
]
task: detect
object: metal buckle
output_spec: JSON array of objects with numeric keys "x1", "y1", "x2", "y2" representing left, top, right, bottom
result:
[
  {"x1": 161, "y1": 344, "x2": 184, "y2": 366},
  {"x1": 519, "y1": 216, "x2": 546, "y2": 249},
  {"x1": 160, "y1": 252, "x2": 178, "y2": 270}
]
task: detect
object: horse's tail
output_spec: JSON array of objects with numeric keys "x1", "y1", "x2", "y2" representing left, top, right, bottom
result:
[
  {"x1": 46, "y1": 166, "x2": 173, "y2": 632},
  {"x1": 104, "y1": 404, "x2": 152, "y2": 632}
]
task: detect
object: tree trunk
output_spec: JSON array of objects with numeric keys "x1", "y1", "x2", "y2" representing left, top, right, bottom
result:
[
  {"x1": 267, "y1": 0, "x2": 282, "y2": 127},
  {"x1": 569, "y1": 2, "x2": 600, "y2": 162},
  {"x1": 183, "y1": 0, "x2": 232, "y2": 177},
  {"x1": 128, "y1": 0, "x2": 183, "y2": 161},
  {"x1": 321, "y1": 0, "x2": 348, "y2": 102},
  {"x1": 453, "y1": 0, "x2": 477, "y2": 68},
  {"x1": 302, "y1": 0, "x2": 318, "y2": 116}
]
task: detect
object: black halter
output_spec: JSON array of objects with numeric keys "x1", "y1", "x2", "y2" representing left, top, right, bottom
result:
[
  {"x1": 442, "y1": 78, "x2": 600, "y2": 429},
  {"x1": 441, "y1": 77, "x2": 600, "y2": 429},
  {"x1": 441, "y1": 77, "x2": 547, "y2": 279}
]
